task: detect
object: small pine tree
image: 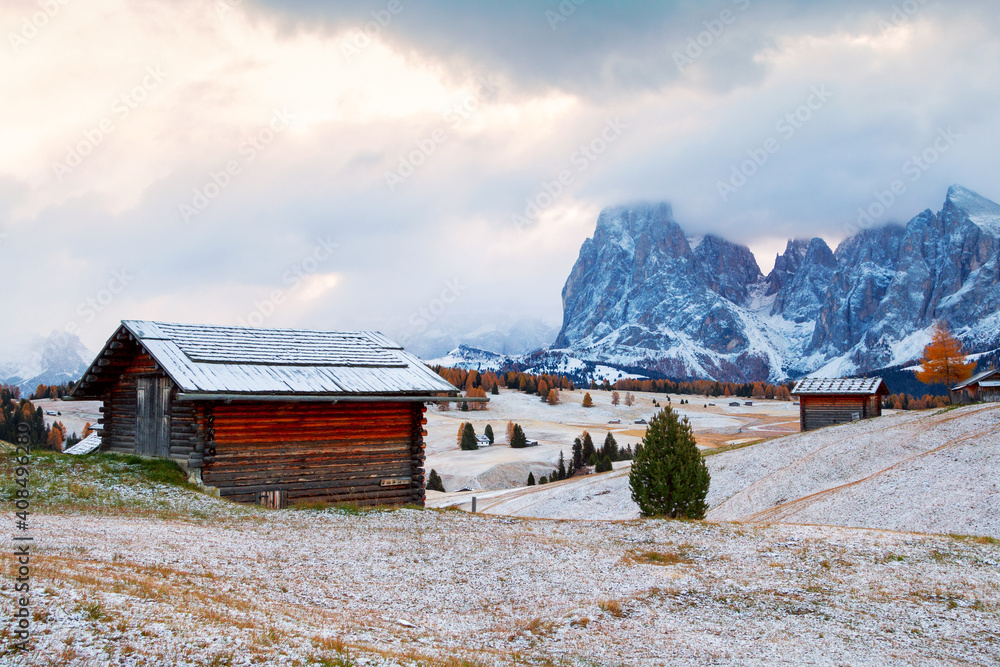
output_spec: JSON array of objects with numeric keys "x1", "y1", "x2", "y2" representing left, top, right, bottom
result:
[
  {"x1": 427, "y1": 469, "x2": 445, "y2": 492},
  {"x1": 460, "y1": 401, "x2": 469, "y2": 412},
  {"x1": 539, "y1": 476, "x2": 548, "y2": 485},
  {"x1": 484, "y1": 424, "x2": 495, "y2": 444},
  {"x1": 460, "y1": 422, "x2": 479, "y2": 450},
  {"x1": 595, "y1": 456, "x2": 613, "y2": 473},
  {"x1": 558, "y1": 451, "x2": 566, "y2": 480},
  {"x1": 572, "y1": 437, "x2": 584, "y2": 470},
  {"x1": 527, "y1": 472, "x2": 536, "y2": 486},
  {"x1": 602, "y1": 432, "x2": 619, "y2": 461},
  {"x1": 629, "y1": 406, "x2": 710, "y2": 519},
  {"x1": 582, "y1": 392, "x2": 594, "y2": 408},
  {"x1": 510, "y1": 424, "x2": 528, "y2": 449},
  {"x1": 491, "y1": 383, "x2": 499, "y2": 395},
  {"x1": 581, "y1": 431, "x2": 596, "y2": 465}
]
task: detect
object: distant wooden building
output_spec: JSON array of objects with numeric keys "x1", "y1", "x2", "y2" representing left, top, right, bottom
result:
[
  {"x1": 791, "y1": 378, "x2": 888, "y2": 431},
  {"x1": 950, "y1": 369, "x2": 1000, "y2": 404},
  {"x1": 68, "y1": 320, "x2": 480, "y2": 507}
]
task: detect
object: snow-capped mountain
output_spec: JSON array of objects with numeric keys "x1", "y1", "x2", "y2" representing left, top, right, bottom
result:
[
  {"x1": 0, "y1": 331, "x2": 93, "y2": 393},
  {"x1": 550, "y1": 185, "x2": 1000, "y2": 382},
  {"x1": 403, "y1": 317, "x2": 558, "y2": 360}
]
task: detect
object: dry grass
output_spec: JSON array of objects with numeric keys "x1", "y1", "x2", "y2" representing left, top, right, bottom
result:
[
  {"x1": 598, "y1": 599, "x2": 627, "y2": 618},
  {"x1": 627, "y1": 549, "x2": 693, "y2": 566}
]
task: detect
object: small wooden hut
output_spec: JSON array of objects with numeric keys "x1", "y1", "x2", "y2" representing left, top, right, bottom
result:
[
  {"x1": 950, "y1": 369, "x2": 1000, "y2": 404},
  {"x1": 791, "y1": 377, "x2": 888, "y2": 432},
  {"x1": 68, "y1": 320, "x2": 480, "y2": 507}
]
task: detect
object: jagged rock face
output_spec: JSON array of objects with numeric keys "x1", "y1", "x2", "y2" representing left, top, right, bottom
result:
[{"x1": 554, "y1": 186, "x2": 1000, "y2": 381}]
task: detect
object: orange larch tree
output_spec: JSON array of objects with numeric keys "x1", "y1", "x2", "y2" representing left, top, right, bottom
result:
[{"x1": 915, "y1": 321, "x2": 975, "y2": 394}]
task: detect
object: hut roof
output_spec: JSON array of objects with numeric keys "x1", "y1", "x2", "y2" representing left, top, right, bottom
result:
[
  {"x1": 952, "y1": 368, "x2": 1000, "y2": 390},
  {"x1": 792, "y1": 377, "x2": 888, "y2": 396},
  {"x1": 70, "y1": 320, "x2": 460, "y2": 401}
]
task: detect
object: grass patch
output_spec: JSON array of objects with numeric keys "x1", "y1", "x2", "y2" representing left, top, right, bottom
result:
[
  {"x1": 628, "y1": 549, "x2": 693, "y2": 566},
  {"x1": 703, "y1": 438, "x2": 768, "y2": 457},
  {"x1": 598, "y1": 599, "x2": 627, "y2": 618},
  {"x1": 0, "y1": 448, "x2": 224, "y2": 517}
]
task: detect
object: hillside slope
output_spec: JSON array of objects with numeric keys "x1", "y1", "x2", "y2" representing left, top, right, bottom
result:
[
  {"x1": 436, "y1": 404, "x2": 1000, "y2": 538},
  {"x1": 707, "y1": 403, "x2": 1000, "y2": 536}
]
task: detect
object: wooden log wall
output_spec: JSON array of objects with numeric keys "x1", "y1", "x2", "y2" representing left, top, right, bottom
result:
[
  {"x1": 799, "y1": 395, "x2": 868, "y2": 431},
  {"x1": 100, "y1": 348, "x2": 164, "y2": 455},
  {"x1": 96, "y1": 336, "x2": 197, "y2": 464},
  {"x1": 200, "y1": 401, "x2": 427, "y2": 507}
]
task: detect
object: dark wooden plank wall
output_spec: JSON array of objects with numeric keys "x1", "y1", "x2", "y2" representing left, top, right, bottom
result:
[
  {"x1": 799, "y1": 395, "x2": 869, "y2": 431},
  {"x1": 200, "y1": 401, "x2": 427, "y2": 507},
  {"x1": 100, "y1": 351, "x2": 165, "y2": 455},
  {"x1": 98, "y1": 346, "x2": 197, "y2": 464}
]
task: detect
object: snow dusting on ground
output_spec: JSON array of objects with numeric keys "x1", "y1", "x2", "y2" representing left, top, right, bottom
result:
[{"x1": 8, "y1": 507, "x2": 1000, "y2": 666}]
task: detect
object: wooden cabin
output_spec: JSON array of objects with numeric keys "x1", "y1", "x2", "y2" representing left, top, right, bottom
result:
[
  {"x1": 791, "y1": 377, "x2": 888, "y2": 432},
  {"x1": 68, "y1": 320, "x2": 480, "y2": 508},
  {"x1": 950, "y1": 369, "x2": 1000, "y2": 404}
]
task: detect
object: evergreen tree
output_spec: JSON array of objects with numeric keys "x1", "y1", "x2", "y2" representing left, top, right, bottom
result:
[
  {"x1": 628, "y1": 406, "x2": 710, "y2": 519},
  {"x1": 539, "y1": 476, "x2": 548, "y2": 484},
  {"x1": 527, "y1": 472, "x2": 536, "y2": 486},
  {"x1": 595, "y1": 455, "x2": 613, "y2": 473},
  {"x1": 581, "y1": 431, "x2": 596, "y2": 465},
  {"x1": 572, "y1": 437, "x2": 584, "y2": 470},
  {"x1": 582, "y1": 392, "x2": 594, "y2": 408},
  {"x1": 460, "y1": 422, "x2": 479, "y2": 450},
  {"x1": 484, "y1": 424, "x2": 495, "y2": 444},
  {"x1": 491, "y1": 383, "x2": 499, "y2": 395},
  {"x1": 510, "y1": 424, "x2": 528, "y2": 449},
  {"x1": 558, "y1": 451, "x2": 566, "y2": 480},
  {"x1": 602, "y1": 432, "x2": 619, "y2": 461},
  {"x1": 460, "y1": 401, "x2": 470, "y2": 412},
  {"x1": 427, "y1": 469, "x2": 445, "y2": 492}
]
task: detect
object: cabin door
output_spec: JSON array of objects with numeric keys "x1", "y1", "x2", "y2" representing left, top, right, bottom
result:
[{"x1": 136, "y1": 377, "x2": 171, "y2": 458}]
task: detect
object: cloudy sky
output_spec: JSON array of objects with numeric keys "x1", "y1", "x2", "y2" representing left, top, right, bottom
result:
[{"x1": 2, "y1": 0, "x2": 999, "y2": 354}]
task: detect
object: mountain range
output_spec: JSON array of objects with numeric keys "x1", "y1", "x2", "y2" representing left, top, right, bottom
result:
[
  {"x1": 549, "y1": 185, "x2": 1000, "y2": 381},
  {"x1": 429, "y1": 185, "x2": 1000, "y2": 384},
  {"x1": 0, "y1": 332, "x2": 93, "y2": 394}
]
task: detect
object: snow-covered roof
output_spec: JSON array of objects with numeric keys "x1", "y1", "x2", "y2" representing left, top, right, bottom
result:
[
  {"x1": 792, "y1": 377, "x2": 887, "y2": 396},
  {"x1": 952, "y1": 368, "x2": 1000, "y2": 390},
  {"x1": 64, "y1": 432, "x2": 101, "y2": 455},
  {"x1": 71, "y1": 320, "x2": 459, "y2": 400}
]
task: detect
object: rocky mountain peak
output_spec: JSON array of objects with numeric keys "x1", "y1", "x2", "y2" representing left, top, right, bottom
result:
[{"x1": 553, "y1": 186, "x2": 1000, "y2": 381}]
